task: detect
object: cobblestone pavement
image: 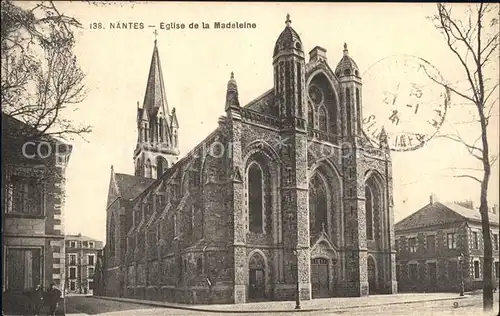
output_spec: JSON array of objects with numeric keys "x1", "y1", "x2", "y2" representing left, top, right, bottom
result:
[
  {"x1": 65, "y1": 296, "x2": 156, "y2": 315},
  {"x1": 66, "y1": 293, "x2": 499, "y2": 316}
]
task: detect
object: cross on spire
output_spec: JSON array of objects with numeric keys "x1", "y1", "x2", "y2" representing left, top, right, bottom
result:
[
  {"x1": 285, "y1": 13, "x2": 291, "y2": 26},
  {"x1": 154, "y1": 29, "x2": 158, "y2": 43}
]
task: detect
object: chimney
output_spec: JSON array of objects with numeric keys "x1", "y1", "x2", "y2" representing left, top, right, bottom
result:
[
  {"x1": 455, "y1": 200, "x2": 474, "y2": 209},
  {"x1": 309, "y1": 46, "x2": 327, "y2": 63},
  {"x1": 429, "y1": 193, "x2": 438, "y2": 205},
  {"x1": 492, "y1": 204, "x2": 498, "y2": 214}
]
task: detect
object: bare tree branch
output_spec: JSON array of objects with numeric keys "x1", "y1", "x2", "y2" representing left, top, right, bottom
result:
[
  {"x1": 454, "y1": 174, "x2": 483, "y2": 183},
  {"x1": 429, "y1": 3, "x2": 499, "y2": 311}
]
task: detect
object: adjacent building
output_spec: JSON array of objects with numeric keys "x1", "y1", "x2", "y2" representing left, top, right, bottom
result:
[
  {"x1": 65, "y1": 234, "x2": 104, "y2": 295},
  {"x1": 395, "y1": 195, "x2": 500, "y2": 293},
  {"x1": 104, "y1": 15, "x2": 398, "y2": 304},
  {"x1": 2, "y1": 113, "x2": 72, "y2": 312}
]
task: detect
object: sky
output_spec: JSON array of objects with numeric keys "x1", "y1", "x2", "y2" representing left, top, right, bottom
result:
[{"x1": 33, "y1": 2, "x2": 499, "y2": 242}]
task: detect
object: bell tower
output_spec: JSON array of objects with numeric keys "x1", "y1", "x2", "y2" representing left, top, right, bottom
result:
[
  {"x1": 134, "y1": 39, "x2": 180, "y2": 179},
  {"x1": 273, "y1": 14, "x2": 311, "y2": 301}
]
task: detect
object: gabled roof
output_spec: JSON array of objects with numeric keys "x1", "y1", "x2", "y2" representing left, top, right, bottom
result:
[
  {"x1": 442, "y1": 202, "x2": 499, "y2": 225},
  {"x1": 395, "y1": 201, "x2": 500, "y2": 232},
  {"x1": 114, "y1": 173, "x2": 155, "y2": 201}
]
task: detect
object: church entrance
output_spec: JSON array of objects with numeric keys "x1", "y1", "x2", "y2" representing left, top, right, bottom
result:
[
  {"x1": 311, "y1": 258, "x2": 329, "y2": 298},
  {"x1": 368, "y1": 256, "x2": 377, "y2": 294},
  {"x1": 248, "y1": 269, "x2": 265, "y2": 300},
  {"x1": 248, "y1": 252, "x2": 266, "y2": 301}
]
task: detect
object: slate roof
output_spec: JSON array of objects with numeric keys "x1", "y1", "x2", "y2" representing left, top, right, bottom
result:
[
  {"x1": 114, "y1": 173, "x2": 155, "y2": 201},
  {"x1": 65, "y1": 234, "x2": 104, "y2": 249},
  {"x1": 395, "y1": 201, "x2": 500, "y2": 232}
]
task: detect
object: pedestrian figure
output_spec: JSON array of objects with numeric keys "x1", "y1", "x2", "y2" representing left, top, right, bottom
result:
[
  {"x1": 45, "y1": 284, "x2": 62, "y2": 316},
  {"x1": 31, "y1": 284, "x2": 44, "y2": 316}
]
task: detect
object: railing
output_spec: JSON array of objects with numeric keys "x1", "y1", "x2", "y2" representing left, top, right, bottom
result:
[
  {"x1": 307, "y1": 129, "x2": 340, "y2": 144},
  {"x1": 240, "y1": 108, "x2": 279, "y2": 128}
]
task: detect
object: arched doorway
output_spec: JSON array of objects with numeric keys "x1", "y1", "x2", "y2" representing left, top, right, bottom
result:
[
  {"x1": 311, "y1": 258, "x2": 329, "y2": 298},
  {"x1": 368, "y1": 256, "x2": 377, "y2": 294},
  {"x1": 248, "y1": 252, "x2": 266, "y2": 301}
]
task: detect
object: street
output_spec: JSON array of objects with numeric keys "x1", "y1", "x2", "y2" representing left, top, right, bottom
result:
[{"x1": 65, "y1": 293, "x2": 500, "y2": 316}]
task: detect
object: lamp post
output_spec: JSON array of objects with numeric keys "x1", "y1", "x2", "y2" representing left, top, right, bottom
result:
[
  {"x1": 293, "y1": 248, "x2": 301, "y2": 310},
  {"x1": 458, "y1": 253, "x2": 465, "y2": 296}
]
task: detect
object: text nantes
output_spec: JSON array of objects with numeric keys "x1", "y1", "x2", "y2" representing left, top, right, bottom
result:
[{"x1": 214, "y1": 21, "x2": 257, "y2": 29}]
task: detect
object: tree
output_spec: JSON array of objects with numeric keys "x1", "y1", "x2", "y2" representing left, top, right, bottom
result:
[
  {"x1": 428, "y1": 3, "x2": 499, "y2": 311},
  {"x1": 1, "y1": 0, "x2": 91, "y2": 142}
]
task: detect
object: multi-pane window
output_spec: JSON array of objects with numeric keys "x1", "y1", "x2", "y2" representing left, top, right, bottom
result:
[
  {"x1": 409, "y1": 238, "x2": 417, "y2": 253},
  {"x1": 69, "y1": 254, "x2": 77, "y2": 265},
  {"x1": 473, "y1": 232, "x2": 479, "y2": 249},
  {"x1": 70, "y1": 281, "x2": 76, "y2": 291},
  {"x1": 409, "y1": 264, "x2": 418, "y2": 280},
  {"x1": 88, "y1": 267, "x2": 95, "y2": 277},
  {"x1": 474, "y1": 261, "x2": 480, "y2": 279},
  {"x1": 196, "y1": 258, "x2": 203, "y2": 275},
  {"x1": 88, "y1": 255, "x2": 95, "y2": 266},
  {"x1": 6, "y1": 248, "x2": 41, "y2": 291},
  {"x1": 448, "y1": 261, "x2": 458, "y2": 280},
  {"x1": 6, "y1": 176, "x2": 44, "y2": 215},
  {"x1": 447, "y1": 233, "x2": 456, "y2": 249},
  {"x1": 69, "y1": 267, "x2": 76, "y2": 279},
  {"x1": 426, "y1": 235, "x2": 436, "y2": 253}
]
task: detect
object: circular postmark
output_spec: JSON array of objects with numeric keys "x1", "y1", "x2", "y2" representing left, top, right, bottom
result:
[{"x1": 362, "y1": 55, "x2": 450, "y2": 151}]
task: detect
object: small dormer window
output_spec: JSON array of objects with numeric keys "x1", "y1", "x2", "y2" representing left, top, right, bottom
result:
[
  {"x1": 295, "y1": 42, "x2": 301, "y2": 49},
  {"x1": 355, "y1": 70, "x2": 359, "y2": 76}
]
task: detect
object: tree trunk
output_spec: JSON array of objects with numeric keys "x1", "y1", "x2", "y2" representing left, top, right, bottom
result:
[{"x1": 480, "y1": 129, "x2": 493, "y2": 311}]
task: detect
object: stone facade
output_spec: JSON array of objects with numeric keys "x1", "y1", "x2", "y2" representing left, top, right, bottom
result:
[
  {"x1": 2, "y1": 113, "x2": 72, "y2": 312},
  {"x1": 65, "y1": 234, "x2": 104, "y2": 295},
  {"x1": 395, "y1": 197, "x2": 500, "y2": 293},
  {"x1": 104, "y1": 15, "x2": 397, "y2": 304}
]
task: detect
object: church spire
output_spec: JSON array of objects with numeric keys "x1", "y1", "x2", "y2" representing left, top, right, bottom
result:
[
  {"x1": 143, "y1": 39, "x2": 170, "y2": 118},
  {"x1": 225, "y1": 71, "x2": 240, "y2": 111},
  {"x1": 133, "y1": 39, "x2": 180, "y2": 179}
]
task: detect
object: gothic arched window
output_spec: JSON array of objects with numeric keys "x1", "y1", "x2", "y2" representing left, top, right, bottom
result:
[
  {"x1": 309, "y1": 175, "x2": 327, "y2": 234},
  {"x1": 356, "y1": 88, "x2": 361, "y2": 131},
  {"x1": 145, "y1": 159, "x2": 152, "y2": 178},
  {"x1": 248, "y1": 163, "x2": 264, "y2": 233},
  {"x1": 173, "y1": 130, "x2": 178, "y2": 147},
  {"x1": 108, "y1": 214, "x2": 116, "y2": 257},
  {"x1": 318, "y1": 106, "x2": 328, "y2": 132},
  {"x1": 308, "y1": 102, "x2": 314, "y2": 128},
  {"x1": 144, "y1": 124, "x2": 149, "y2": 142},
  {"x1": 365, "y1": 186, "x2": 374, "y2": 240},
  {"x1": 346, "y1": 88, "x2": 352, "y2": 135},
  {"x1": 159, "y1": 118, "x2": 164, "y2": 142},
  {"x1": 136, "y1": 158, "x2": 142, "y2": 176},
  {"x1": 157, "y1": 157, "x2": 168, "y2": 177}
]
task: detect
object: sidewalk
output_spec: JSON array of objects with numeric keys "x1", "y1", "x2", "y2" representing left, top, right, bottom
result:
[{"x1": 94, "y1": 292, "x2": 469, "y2": 313}]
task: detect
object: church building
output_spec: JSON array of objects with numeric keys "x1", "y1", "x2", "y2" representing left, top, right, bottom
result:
[{"x1": 104, "y1": 15, "x2": 398, "y2": 304}]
